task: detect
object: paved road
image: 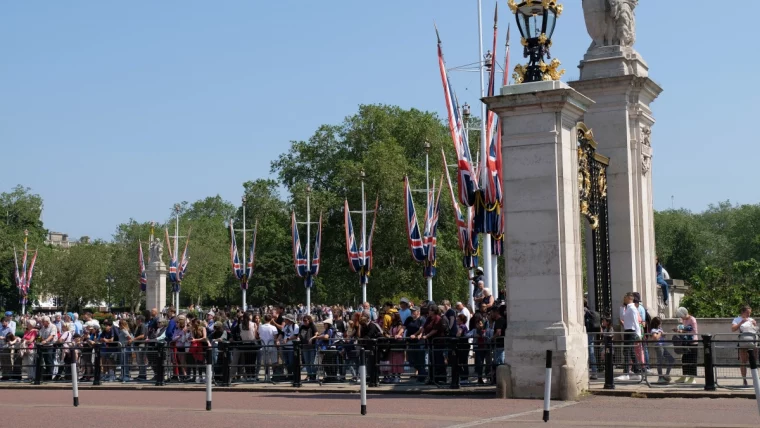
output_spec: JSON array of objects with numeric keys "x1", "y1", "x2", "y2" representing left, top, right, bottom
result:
[{"x1": 1, "y1": 389, "x2": 759, "y2": 427}]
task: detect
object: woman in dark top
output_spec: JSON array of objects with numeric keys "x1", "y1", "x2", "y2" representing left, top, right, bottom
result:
[{"x1": 298, "y1": 315, "x2": 317, "y2": 381}]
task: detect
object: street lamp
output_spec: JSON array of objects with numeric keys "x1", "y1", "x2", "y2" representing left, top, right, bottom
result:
[
  {"x1": 105, "y1": 274, "x2": 115, "y2": 312},
  {"x1": 462, "y1": 102, "x2": 471, "y2": 122},
  {"x1": 508, "y1": 0, "x2": 564, "y2": 83}
]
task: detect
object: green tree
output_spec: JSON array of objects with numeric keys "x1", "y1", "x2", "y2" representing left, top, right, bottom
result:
[
  {"x1": 0, "y1": 185, "x2": 46, "y2": 312},
  {"x1": 175, "y1": 196, "x2": 236, "y2": 307},
  {"x1": 272, "y1": 104, "x2": 471, "y2": 305}
]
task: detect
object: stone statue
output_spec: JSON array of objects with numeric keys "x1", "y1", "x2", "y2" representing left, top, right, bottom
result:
[
  {"x1": 641, "y1": 126, "x2": 652, "y2": 175},
  {"x1": 149, "y1": 237, "x2": 163, "y2": 264},
  {"x1": 583, "y1": 0, "x2": 637, "y2": 49}
]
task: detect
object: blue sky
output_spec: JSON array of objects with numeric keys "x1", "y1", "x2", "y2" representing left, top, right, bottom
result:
[{"x1": 1, "y1": 1, "x2": 754, "y2": 240}]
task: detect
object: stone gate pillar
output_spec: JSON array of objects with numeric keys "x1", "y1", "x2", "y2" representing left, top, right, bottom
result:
[
  {"x1": 484, "y1": 81, "x2": 591, "y2": 400},
  {"x1": 569, "y1": 47, "x2": 663, "y2": 319}
]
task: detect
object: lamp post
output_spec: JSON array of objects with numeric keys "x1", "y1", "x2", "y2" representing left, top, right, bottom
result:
[
  {"x1": 105, "y1": 274, "x2": 115, "y2": 312},
  {"x1": 461, "y1": 106, "x2": 475, "y2": 312},
  {"x1": 508, "y1": 0, "x2": 564, "y2": 83}
]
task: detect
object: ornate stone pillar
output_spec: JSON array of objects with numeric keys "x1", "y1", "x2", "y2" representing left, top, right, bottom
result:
[
  {"x1": 571, "y1": 1, "x2": 664, "y2": 319},
  {"x1": 145, "y1": 238, "x2": 167, "y2": 312},
  {"x1": 484, "y1": 81, "x2": 592, "y2": 400}
]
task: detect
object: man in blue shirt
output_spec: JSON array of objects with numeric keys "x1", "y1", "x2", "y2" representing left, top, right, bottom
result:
[{"x1": 398, "y1": 298, "x2": 412, "y2": 324}]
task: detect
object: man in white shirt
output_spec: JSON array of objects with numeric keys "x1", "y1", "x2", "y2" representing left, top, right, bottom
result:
[
  {"x1": 617, "y1": 293, "x2": 641, "y2": 381},
  {"x1": 455, "y1": 302, "x2": 471, "y2": 327},
  {"x1": 258, "y1": 315, "x2": 279, "y2": 381}
]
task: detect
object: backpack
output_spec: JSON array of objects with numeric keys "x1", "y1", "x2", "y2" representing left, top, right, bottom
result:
[
  {"x1": 440, "y1": 316, "x2": 451, "y2": 337},
  {"x1": 585, "y1": 309, "x2": 601, "y2": 333}
]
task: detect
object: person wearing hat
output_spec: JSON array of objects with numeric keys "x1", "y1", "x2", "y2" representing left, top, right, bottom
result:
[
  {"x1": 281, "y1": 314, "x2": 300, "y2": 379},
  {"x1": 5, "y1": 311, "x2": 16, "y2": 333},
  {"x1": 314, "y1": 317, "x2": 338, "y2": 382}
]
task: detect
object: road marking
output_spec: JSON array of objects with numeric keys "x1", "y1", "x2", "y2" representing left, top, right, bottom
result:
[{"x1": 445, "y1": 401, "x2": 579, "y2": 427}]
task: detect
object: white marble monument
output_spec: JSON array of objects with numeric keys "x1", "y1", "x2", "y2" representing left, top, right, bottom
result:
[
  {"x1": 484, "y1": 81, "x2": 591, "y2": 400},
  {"x1": 145, "y1": 237, "x2": 167, "y2": 311},
  {"x1": 571, "y1": 0, "x2": 664, "y2": 318}
]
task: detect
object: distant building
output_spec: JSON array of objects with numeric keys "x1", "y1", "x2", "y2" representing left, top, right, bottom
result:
[{"x1": 45, "y1": 232, "x2": 90, "y2": 248}]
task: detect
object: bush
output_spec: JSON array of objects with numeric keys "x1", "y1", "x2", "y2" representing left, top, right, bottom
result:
[{"x1": 92, "y1": 312, "x2": 115, "y2": 323}]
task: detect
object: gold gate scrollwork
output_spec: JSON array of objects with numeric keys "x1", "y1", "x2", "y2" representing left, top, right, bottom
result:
[{"x1": 577, "y1": 122, "x2": 612, "y2": 319}]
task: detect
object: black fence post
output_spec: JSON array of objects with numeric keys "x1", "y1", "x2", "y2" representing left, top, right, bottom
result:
[
  {"x1": 93, "y1": 346, "x2": 102, "y2": 386},
  {"x1": 369, "y1": 341, "x2": 379, "y2": 387},
  {"x1": 603, "y1": 334, "x2": 614, "y2": 390},
  {"x1": 156, "y1": 342, "x2": 165, "y2": 386},
  {"x1": 220, "y1": 341, "x2": 230, "y2": 387},
  {"x1": 33, "y1": 349, "x2": 43, "y2": 385},
  {"x1": 425, "y1": 342, "x2": 434, "y2": 385},
  {"x1": 293, "y1": 340, "x2": 302, "y2": 387},
  {"x1": 702, "y1": 334, "x2": 716, "y2": 391},
  {"x1": 450, "y1": 339, "x2": 460, "y2": 389}
]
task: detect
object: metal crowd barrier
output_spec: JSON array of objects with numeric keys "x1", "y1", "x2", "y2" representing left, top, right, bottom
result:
[
  {"x1": 589, "y1": 332, "x2": 760, "y2": 391},
  {"x1": 0, "y1": 336, "x2": 505, "y2": 389}
]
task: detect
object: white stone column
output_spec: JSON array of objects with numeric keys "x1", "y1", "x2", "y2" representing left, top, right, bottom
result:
[
  {"x1": 145, "y1": 261, "x2": 167, "y2": 313},
  {"x1": 484, "y1": 81, "x2": 591, "y2": 400},
  {"x1": 569, "y1": 48, "x2": 663, "y2": 321}
]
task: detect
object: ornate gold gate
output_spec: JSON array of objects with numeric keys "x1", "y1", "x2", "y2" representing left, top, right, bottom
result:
[{"x1": 577, "y1": 123, "x2": 612, "y2": 318}]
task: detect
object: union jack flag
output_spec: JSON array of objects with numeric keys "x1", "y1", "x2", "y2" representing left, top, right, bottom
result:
[
  {"x1": 13, "y1": 247, "x2": 21, "y2": 292},
  {"x1": 229, "y1": 221, "x2": 244, "y2": 281},
  {"x1": 138, "y1": 241, "x2": 147, "y2": 292},
  {"x1": 291, "y1": 211, "x2": 308, "y2": 278},
  {"x1": 20, "y1": 246, "x2": 28, "y2": 292},
  {"x1": 311, "y1": 214, "x2": 322, "y2": 277},
  {"x1": 344, "y1": 199, "x2": 362, "y2": 273},
  {"x1": 178, "y1": 231, "x2": 190, "y2": 281},
  {"x1": 404, "y1": 176, "x2": 427, "y2": 262},
  {"x1": 344, "y1": 197, "x2": 378, "y2": 285},
  {"x1": 437, "y1": 25, "x2": 478, "y2": 207},
  {"x1": 246, "y1": 220, "x2": 257, "y2": 280}
]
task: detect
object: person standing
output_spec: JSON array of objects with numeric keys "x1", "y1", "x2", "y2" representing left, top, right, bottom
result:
[
  {"x1": 732, "y1": 305, "x2": 757, "y2": 386},
  {"x1": 616, "y1": 293, "x2": 641, "y2": 381},
  {"x1": 38, "y1": 316, "x2": 58, "y2": 381},
  {"x1": 281, "y1": 314, "x2": 299, "y2": 379},
  {"x1": 674, "y1": 307, "x2": 699, "y2": 384}
]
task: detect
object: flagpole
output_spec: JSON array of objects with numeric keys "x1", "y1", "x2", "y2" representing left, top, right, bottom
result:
[
  {"x1": 305, "y1": 185, "x2": 312, "y2": 316},
  {"x1": 22, "y1": 230, "x2": 28, "y2": 316},
  {"x1": 424, "y1": 142, "x2": 433, "y2": 302},
  {"x1": 242, "y1": 196, "x2": 247, "y2": 312},
  {"x1": 360, "y1": 170, "x2": 367, "y2": 304},
  {"x1": 174, "y1": 204, "x2": 180, "y2": 311},
  {"x1": 477, "y1": 0, "x2": 494, "y2": 297}
]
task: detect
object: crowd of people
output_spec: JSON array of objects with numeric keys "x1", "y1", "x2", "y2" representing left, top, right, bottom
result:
[{"x1": 0, "y1": 286, "x2": 508, "y2": 385}]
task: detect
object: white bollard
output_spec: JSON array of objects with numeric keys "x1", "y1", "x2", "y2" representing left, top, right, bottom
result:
[
  {"x1": 71, "y1": 361, "x2": 79, "y2": 407},
  {"x1": 359, "y1": 348, "x2": 367, "y2": 416},
  {"x1": 205, "y1": 361, "x2": 213, "y2": 411},
  {"x1": 543, "y1": 350, "x2": 552, "y2": 423},
  {"x1": 750, "y1": 349, "x2": 760, "y2": 417}
]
